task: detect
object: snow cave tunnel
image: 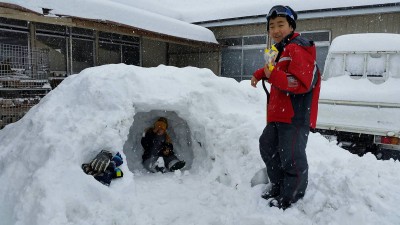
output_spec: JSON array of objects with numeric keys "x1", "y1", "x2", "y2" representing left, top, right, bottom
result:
[{"x1": 123, "y1": 110, "x2": 205, "y2": 173}]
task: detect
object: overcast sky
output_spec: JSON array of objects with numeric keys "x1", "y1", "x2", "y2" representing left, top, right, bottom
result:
[{"x1": 110, "y1": 0, "x2": 400, "y2": 22}]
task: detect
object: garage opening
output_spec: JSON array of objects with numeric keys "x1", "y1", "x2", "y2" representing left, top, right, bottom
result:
[{"x1": 123, "y1": 110, "x2": 194, "y2": 173}]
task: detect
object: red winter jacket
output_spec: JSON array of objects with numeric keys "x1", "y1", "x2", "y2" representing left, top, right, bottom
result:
[{"x1": 253, "y1": 32, "x2": 321, "y2": 128}]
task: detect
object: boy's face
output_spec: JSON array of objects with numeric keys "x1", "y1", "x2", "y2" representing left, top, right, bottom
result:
[
  {"x1": 268, "y1": 16, "x2": 294, "y2": 43},
  {"x1": 153, "y1": 127, "x2": 166, "y2": 135}
]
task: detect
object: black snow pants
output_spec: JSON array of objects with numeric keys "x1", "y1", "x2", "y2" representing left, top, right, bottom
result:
[
  {"x1": 259, "y1": 122, "x2": 310, "y2": 203},
  {"x1": 142, "y1": 134, "x2": 165, "y2": 172}
]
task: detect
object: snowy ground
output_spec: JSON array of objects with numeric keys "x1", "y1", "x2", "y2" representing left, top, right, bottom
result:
[{"x1": 0, "y1": 64, "x2": 399, "y2": 225}]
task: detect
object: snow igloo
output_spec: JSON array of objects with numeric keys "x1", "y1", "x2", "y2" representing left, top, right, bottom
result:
[
  {"x1": 115, "y1": 64, "x2": 263, "y2": 175},
  {"x1": 0, "y1": 64, "x2": 267, "y2": 225}
]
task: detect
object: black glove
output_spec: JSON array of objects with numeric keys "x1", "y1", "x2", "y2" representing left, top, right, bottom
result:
[
  {"x1": 82, "y1": 163, "x2": 95, "y2": 175},
  {"x1": 161, "y1": 143, "x2": 174, "y2": 156},
  {"x1": 90, "y1": 150, "x2": 112, "y2": 172},
  {"x1": 94, "y1": 170, "x2": 113, "y2": 186}
]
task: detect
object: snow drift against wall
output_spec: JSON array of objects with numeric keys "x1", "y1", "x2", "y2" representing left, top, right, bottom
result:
[{"x1": 0, "y1": 64, "x2": 399, "y2": 225}]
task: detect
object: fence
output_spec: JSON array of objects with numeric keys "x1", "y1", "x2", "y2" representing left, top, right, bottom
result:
[
  {"x1": 0, "y1": 43, "x2": 50, "y2": 79},
  {"x1": 0, "y1": 43, "x2": 51, "y2": 129}
]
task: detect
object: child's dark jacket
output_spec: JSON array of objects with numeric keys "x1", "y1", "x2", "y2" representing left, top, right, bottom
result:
[{"x1": 141, "y1": 128, "x2": 174, "y2": 162}]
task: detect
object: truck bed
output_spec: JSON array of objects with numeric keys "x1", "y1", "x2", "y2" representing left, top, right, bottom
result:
[
  {"x1": 317, "y1": 69, "x2": 400, "y2": 138},
  {"x1": 317, "y1": 100, "x2": 400, "y2": 137}
]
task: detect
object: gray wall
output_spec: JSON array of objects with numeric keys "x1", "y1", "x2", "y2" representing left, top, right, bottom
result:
[
  {"x1": 141, "y1": 38, "x2": 168, "y2": 67},
  {"x1": 298, "y1": 12, "x2": 400, "y2": 40},
  {"x1": 141, "y1": 38, "x2": 220, "y2": 75},
  {"x1": 168, "y1": 44, "x2": 220, "y2": 75},
  {"x1": 140, "y1": 37, "x2": 221, "y2": 75},
  {"x1": 209, "y1": 12, "x2": 400, "y2": 40},
  {"x1": 210, "y1": 23, "x2": 267, "y2": 39}
]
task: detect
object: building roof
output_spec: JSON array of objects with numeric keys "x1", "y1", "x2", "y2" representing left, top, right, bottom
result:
[{"x1": 0, "y1": 0, "x2": 218, "y2": 45}]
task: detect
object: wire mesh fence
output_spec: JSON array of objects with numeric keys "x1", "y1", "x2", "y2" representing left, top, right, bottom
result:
[
  {"x1": 0, "y1": 43, "x2": 51, "y2": 129},
  {"x1": 0, "y1": 43, "x2": 50, "y2": 80},
  {"x1": 0, "y1": 98, "x2": 41, "y2": 128}
]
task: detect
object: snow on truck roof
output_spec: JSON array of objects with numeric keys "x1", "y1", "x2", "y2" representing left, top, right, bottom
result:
[
  {"x1": 329, "y1": 33, "x2": 400, "y2": 53},
  {"x1": 321, "y1": 33, "x2": 400, "y2": 104}
]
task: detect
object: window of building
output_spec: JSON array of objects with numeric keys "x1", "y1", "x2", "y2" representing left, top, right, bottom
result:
[
  {"x1": 220, "y1": 35, "x2": 267, "y2": 81},
  {"x1": 98, "y1": 42, "x2": 121, "y2": 65},
  {"x1": 36, "y1": 24, "x2": 68, "y2": 76},
  {"x1": 219, "y1": 37, "x2": 242, "y2": 47},
  {"x1": 36, "y1": 23, "x2": 66, "y2": 36},
  {"x1": 0, "y1": 29, "x2": 28, "y2": 52},
  {"x1": 71, "y1": 28, "x2": 94, "y2": 74},
  {"x1": 72, "y1": 27, "x2": 94, "y2": 38},
  {"x1": 221, "y1": 48, "x2": 242, "y2": 79},
  {"x1": 122, "y1": 45, "x2": 140, "y2": 65},
  {"x1": 98, "y1": 32, "x2": 140, "y2": 66},
  {"x1": 300, "y1": 31, "x2": 331, "y2": 73},
  {"x1": 219, "y1": 31, "x2": 330, "y2": 81},
  {"x1": 98, "y1": 32, "x2": 121, "y2": 65},
  {"x1": 71, "y1": 38, "x2": 93, "y2": 74},
  {"x1": 300, "y1": 31, "x2": 330, "y2": 42},
  {"x1": 36, "y1": 35, "x2": 67, "y2": 75},
  {"x1": 0, "y1": 18, "x2": 27, "y2": 28},
  {"x1": 0, "y1": 19, "x2": 29, "y2": 77},
  {"x1": 0, "y1": 20, "x2": 28, "y2": 46},
  {"x1": 121, "y1": 35, "x2": 140, "y2": 43},
  {"x1": 243, "y1": 36, "x2": 267, "y2": 46},
  {"x1": 1, "y1": 19, "x2": 141, "y2": 76},
  {"x1": 243, "y1": 48, "x2": 264, "y2": 78}
]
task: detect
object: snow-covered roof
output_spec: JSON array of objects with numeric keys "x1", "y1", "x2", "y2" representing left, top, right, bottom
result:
[
  {"x1": 329, "y1": 33, "x2": 400, "y2": 52},
  {"x1": 1, "y1": 0, "x2": 218, "y2": 44}
]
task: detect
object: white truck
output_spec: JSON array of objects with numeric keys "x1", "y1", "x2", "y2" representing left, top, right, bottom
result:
[{"x1": 316, "y1": 33, "x2": 400, "y2": 160}]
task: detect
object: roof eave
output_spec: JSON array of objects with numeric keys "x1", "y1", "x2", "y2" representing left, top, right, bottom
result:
[{"x1": 69, "y1": 16, "x2": 219, "y2": 48}]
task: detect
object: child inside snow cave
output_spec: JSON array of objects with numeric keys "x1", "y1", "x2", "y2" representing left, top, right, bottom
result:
[{"x1": 141, "y1": 117, "x2": 185, "y2": 173}]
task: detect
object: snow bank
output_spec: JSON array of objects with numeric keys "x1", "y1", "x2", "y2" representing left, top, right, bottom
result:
[
  {"x1": 0, "y1": 64, "x2": 266, "y2": 224},
  {"x1": 0, "y1": 64, "x2": 399, "y2": 225}
]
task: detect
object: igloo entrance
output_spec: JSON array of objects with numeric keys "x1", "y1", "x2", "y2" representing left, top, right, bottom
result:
[{"x1": 123, "y1": 110, "x2": 194, "y2": 173}]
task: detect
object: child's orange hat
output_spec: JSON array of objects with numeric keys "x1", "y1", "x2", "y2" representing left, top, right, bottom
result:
[{"x1": 154, "y1": 117, "x2": 168, "y2": 131}]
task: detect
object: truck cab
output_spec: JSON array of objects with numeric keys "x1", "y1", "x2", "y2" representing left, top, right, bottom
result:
[{"x1": 316, "y1": 33, "x2": 400, "y2": 160}]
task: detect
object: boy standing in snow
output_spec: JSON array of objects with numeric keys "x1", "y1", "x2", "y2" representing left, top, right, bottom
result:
[
  {"x1": 141, "y1": 117, "x2": 185, "y2": 173},
  {"x1": 251, "y1": 5, "x2": 321, "y2": 209}
]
